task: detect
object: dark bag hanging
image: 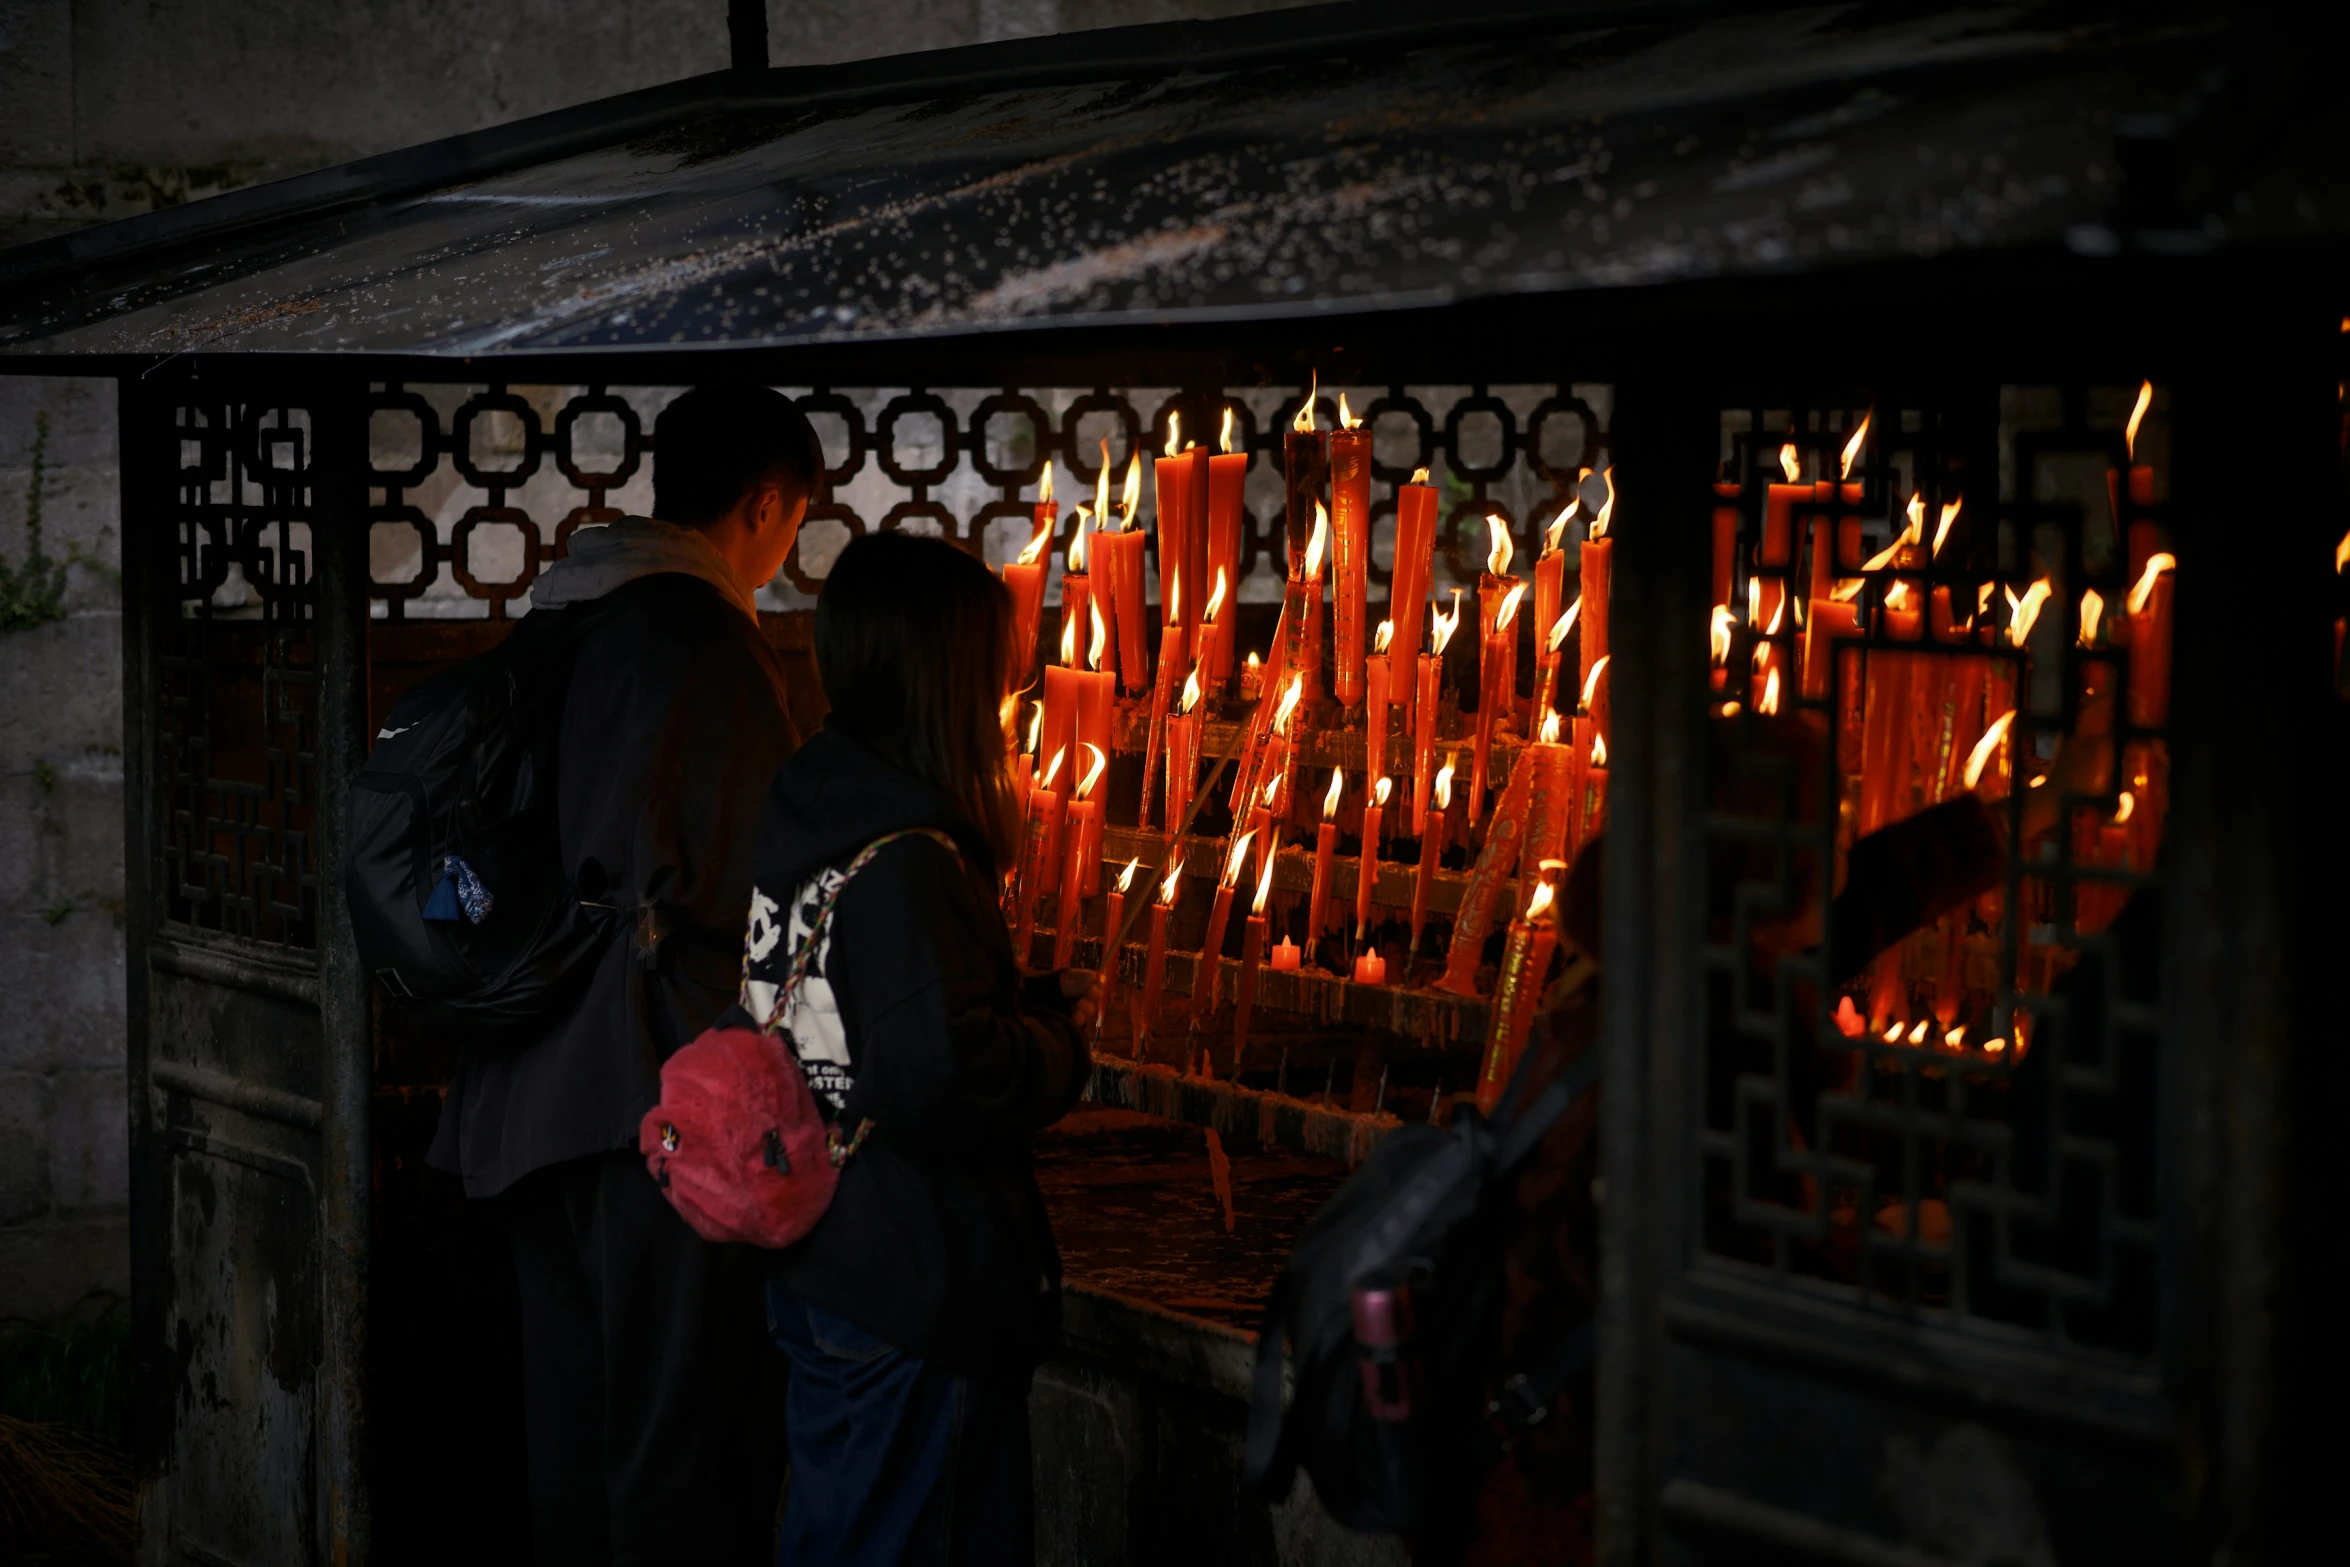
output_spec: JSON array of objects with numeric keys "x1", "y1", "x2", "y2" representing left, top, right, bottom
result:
[
  {"x1": 1242, "y1": 1036, "x2": 1602, "y2": 1544},
  {"x1": 343, "y1": 600, "x2": 623, "y2": 1036}
]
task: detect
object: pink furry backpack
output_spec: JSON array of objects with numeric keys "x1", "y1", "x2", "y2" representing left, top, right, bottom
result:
[{"x1": 639, "y1": 830, "x2": 955, "y2": 1247}]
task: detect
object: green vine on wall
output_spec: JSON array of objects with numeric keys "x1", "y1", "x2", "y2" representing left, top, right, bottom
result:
[{"x1": 1, "y1": 411, "x2": 68, "y2": 632}]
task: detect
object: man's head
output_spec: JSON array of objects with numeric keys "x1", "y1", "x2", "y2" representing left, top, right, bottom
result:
[{"x1": 654, "y1": 385, "x2": 825, "y2": 593}]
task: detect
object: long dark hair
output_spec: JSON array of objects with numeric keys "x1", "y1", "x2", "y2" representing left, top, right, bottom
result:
[{"x1": 816, "y1": 531, "x2": 1021, "y2": 865}]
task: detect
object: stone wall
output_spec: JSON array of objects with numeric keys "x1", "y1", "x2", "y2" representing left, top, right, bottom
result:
[{"x1": 0, "y1": 0, "x2": 1312, "y2": 1321}]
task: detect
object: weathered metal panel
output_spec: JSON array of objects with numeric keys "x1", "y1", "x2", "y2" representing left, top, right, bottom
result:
[{"x1": 7, "y1": 4, "x2": 2341, "y2": 364}]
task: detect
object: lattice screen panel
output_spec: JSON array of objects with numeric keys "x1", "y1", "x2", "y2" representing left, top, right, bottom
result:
[
  {"x1": 159, "y1": 400, "x2": 322, "y2": 946},
  {"x1": 1698, "y1": 383, "x2": 2170, "y2": 1362},
  {"x1": 362, "y1": 382, "x2": 1612, "y2": 619}
]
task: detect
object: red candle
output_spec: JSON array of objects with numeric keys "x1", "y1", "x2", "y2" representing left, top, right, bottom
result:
[
  {"x1": 2124, "y1": 552, "x2": 2176, "y2": 727},
  {"x1": 1195, "y1": 569, "x2": 1231, "y2": 705},
  {"x1": 1098, "y1": 857, "x2": 1140, "y2": 993},
  {"x1": 1534, "y1": 499, "x2": 1573, "y2": 667},
  {"x1": 1413, "y1": 594, "x2": 1461, "y2": 820},
  {"x1": 1140, "y1": 605, "x2": 1185, "y2": 828},
  {"x1": 1364, "y1": 621, "x2": 1394, "y2": 782},
  {"x1": 2109, "y1": 381, "x2": 2158, "y2": 531},
  {"x1": 1355, "y1": 776, "x2": 1392, "y2": 941},
  {"x1": 1141, "y1": 859, "x2": 1180, "y2": 1040},
  {"x1": 1579, "y1": 730, "x2": 1610, "y2": 851},
  {"x1": 1163, "y1": 670, "x2": 1203, "y2": 841},
  {"x1": 1711, "y1": 479, "x2": 1740, "y2": 613},
  {"x1": 1475, "y1": 876, "x2": 1560, "y2": 1113},
  {"x1": 1074, "y1": 600, "x2": 1117, "y2": 794},
  {"x1": 1330, "y1": 401, "x2": 1373, "y2": 707},
  {"x1": 1352, "y1": 950, "x2": 1386, "y2": 985},
  {"x1": 1390, "y1": 469, "x2": 1439, "y2": 728},
  {"x1": 1068, "y1": 737, "x2": 1108, "y2": 902},
  {"x1": 1308, "y1": 767, "x2": 1343, "y2": 953},
  {"x1": 1521, "y1": 709, "x2": 1576, "y2": 871},
  {"x1": 1207, "y1": 410, "x2": 1249, "y2": 685},
  {"x1": 1234, "y1": 853, "x2": 1276, "y2": 1069},
  {"x1": 1535, "y1": 598, "x2": 1579, "y2": 726},
  {"x1": 1763, "y1": 442, "x2": 1805, "y2": 574},
  {"x1": 1471, "y1": 582, "x2": 1527, "y2": 825},
  {"x1": 1004, "y1": 468, "x2": 1056, "y2": 680},
  {"x1": 1300, "y1": 502, "x2": 1329, "y2": 702},
  {"x1": 1270, "y1": 936, "x2": 1301, "y2": 972},
  {"x1": 1061, "y1": 510, "x2": 1092, "y2": 685},
  {"x1": 1100, "y1": 524, "x2": 1151, "y2": 696},
  {"x1": 1580, "y1": 467, "x2": 1615, "y2": 684},
  {"x1": 1409, "y1": 759, "x2": 1454, "y2": 953},
  {"x1": 1198, "y1": 829, "x2": 1256, "y2": 1010},
  {"x1": 1438, "y1": 748, "x2": 1535, "y2": 998},
  {"x1": 1013, "y1": 748, "x2": 1067, "y2": 960}
]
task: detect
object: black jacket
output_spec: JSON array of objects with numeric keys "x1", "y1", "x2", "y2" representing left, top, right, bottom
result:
[
  {"x1": 428, "y1": 572, "x2": 799, "y2": 1195},
  {"x1": 734, "y1": 724, "x2": 1090, "y2": 1381}
]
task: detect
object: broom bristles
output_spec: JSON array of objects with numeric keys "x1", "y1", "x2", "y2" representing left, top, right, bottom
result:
[{"x1": 0, "y1": 1412, "x2": 135, "y2": 1557}]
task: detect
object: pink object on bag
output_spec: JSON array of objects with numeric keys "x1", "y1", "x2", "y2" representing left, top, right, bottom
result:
[
  {"x1": 640, "y1": 829, "x2": 955, "y2": 1246},
  {"x1": 640, "y1": 1026, "x2": 841, "y2": 1247}
]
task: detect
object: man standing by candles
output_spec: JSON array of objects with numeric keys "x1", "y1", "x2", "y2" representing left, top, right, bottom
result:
[{"x1": 428, "y1": 387, "x2": 819, "y2": 1562}]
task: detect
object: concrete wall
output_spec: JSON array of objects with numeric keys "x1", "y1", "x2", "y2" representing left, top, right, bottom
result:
[{"x1": 0, "y1": 0, "x2": 1312, "y2": 1319}]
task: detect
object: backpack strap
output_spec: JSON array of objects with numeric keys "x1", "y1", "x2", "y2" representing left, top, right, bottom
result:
[
  {"x1": 1492, "y1": 1038, "x2": 1602, "y2": 1176},
  {"x1": 749, "y1": 827, "x2": 963, "y2": 1166},
  {"x1": 1242, "y1": 1269, "x2": 1299, "y2": 1499}
]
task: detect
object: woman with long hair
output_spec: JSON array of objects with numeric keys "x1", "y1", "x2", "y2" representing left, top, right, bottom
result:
[{"x1": 732, "y1": 529, "x2": 1093, "y2": 1565}]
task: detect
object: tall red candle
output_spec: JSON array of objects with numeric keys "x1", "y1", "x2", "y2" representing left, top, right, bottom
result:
[
  {"x1": 1163, "y1": 670, "x2": 1203, "y2": 841},
  {"x1": 1140, "y1": 603, "x2": 1185, "y2": 828},
  {"x1": 2124, "y1": 552, "x2": 2176, "y2": 727},
  {"x1": 1355, "y1": 777, "x2": 1392, "y2": 940},
  {"x1": 1330, "y1": 400, "x2": 1372, "y2": 707},
  {"x1": 1409, "y1": 758, "x2": 1454, "y2": 953},
  {"x1": 1390, "y1": 468, "x2": 1439, "y2": 728},
  {"x1": 1005, "y1": 467, "x2": 1056, "y2": 681},
  {"x1": 1101, "y1": 523, "x2": 1151, "y2": 697},
  {"x1": 1579, "y1": 466, "x2": 1615, "y2": 686},
  {"x1": 1198, "y1": 830, "x2": 1254, "y2": 1011},
  {"x1": 1074, "y1": 600, "x2": 1117, "y2": 795},
  {"x1": 1471, "y1": 582, "x2": 1527, "y2": 826},
  {"x1": 1013, "y1": 749, "x2": 1067, "y2": 959},
  {"x1": 1413, "y1": 594, "x2": 1461, "y2": 820},
  {"x1": 1207, "y1": 409, "x2": 1249, "y2": 685},
  {"x1": 1579, "y1": 730, "x2": 1610, "y2": 852},
  {"x1": 1098, "y1": 858, "x2": 1139, "y2": 993},
  {"x1": 1141, "y1": 858, "x2": 1180, "y2": 1041},
  {"x1": 1194, "y1": 569, "x2": 1230, "y2": 704},
  {"x1": 1437, "y1": 751, "x2": 1534, "y2": 998},
  {"x1": 1475, "y1": 877, "x2": 1561, "y2": 1113},
  {"x1": 1300, "y1": 503, "x2": 1329, "y2": 702},
  {"x1": 1234, "y1": 854, "x2": 1275, "y2": 1070},
  {"x1": 1364, "y1": 621, "x2": 1394, "y2": 783},
  {"x1": 1070, "y1": 741, "x2": 1109, "y2": 901},
  {"x1": 1521, "y1": 708, "x2": 1576, "y2": 871},
  {"x1": 1308, "y1": 768, "x2": 1342, "y2": 951}
]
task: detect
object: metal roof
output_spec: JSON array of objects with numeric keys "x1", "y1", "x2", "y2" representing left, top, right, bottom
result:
[{"x1": 0, "y1": 1, "x2": 2337, "y2": 366}]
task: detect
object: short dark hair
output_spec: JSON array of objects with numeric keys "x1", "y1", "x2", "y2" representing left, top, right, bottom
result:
[
  {"x1": 816, "y1": 532, "x2": 1020, "y2": 867},
  {"x1": 653, "y1": 385, "x2": 824, "y2": 526}
]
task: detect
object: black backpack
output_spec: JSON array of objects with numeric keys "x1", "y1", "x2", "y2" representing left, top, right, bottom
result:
[
  {"x1": 1243, "y1": 1039, "x2": 1601, "y2": 1549},
  {"x1": 345, "y1": 602, "x2": 621, "y2": 1037}
]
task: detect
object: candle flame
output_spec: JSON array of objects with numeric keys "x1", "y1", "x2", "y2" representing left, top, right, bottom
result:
[
  {"x1": 1076, "y1": 743, "x2": 1107, "y2": 799},
  {"x1": 1540, "y1": 708, "x2": 1562, "y2": 744},
  {"x1": 1179, "y1": 666, "x2": 1203, "y2": 713},
  {"x1": 1373, "y1": 776, "x2": 1393, "y2": 807},
  {"x1": 1306, "y1": 503, "x2": 1329, "y2": 576},
  {"x1": 1252, "y1": 848, "x2": 1277, "y2": 914},
  {"x1": 1760, "y1": 664, "x2": 1782, "y2": 714},
  {"x1": 1710, "y1": 604, "x2": 1736, "y2": 664},
  {"x1": 1024, "y1": 703, "x2": 1043, "y2": 754},
  {"x1": 1581, "y1": 654, "x2": 1611, "y2": 710},
  {"x1": 1883, "y1": 1021, "x2": 1904, "y2": 1043},
  {"x1": 1840, "y1": 414, "x2": 1870, "y2": 481},
  {"x1": 1932, "y1": 497, "x2": 1962, "y2": 558},
  {"x1": 1018, "y1": 507, "x2": 1054, "y2": 566},
  {"x1": 2125, "y1": 380, "x2": 2153, "y2": 462},
  {"x1": 1293, "y1": 372, "x2": 1319, "y2": 433},
  {"x1": 1591, "y1": 466, "x2": 1616, "y2": 539},
  {"x1": 1496, "y1": 581, "x2": 1527, "y2": 632},
  {"x1": 1945, "y1": 1025, "x2": 1967, "y2": 1049},
  {"x1": 1121, "y1": 451, "x2": 1142, "y2": 523},
  {"x1": 1765, "y1": 592, "x2": 1787, "y2": 635},
  {"x1": 1525, "y1": 880, "x2": 1557, "y2": 920},
  {"x1": 1095, "y1": 438, "x2": 1112, "y2": 533},
  {"x1": 1907, "y1": 1018, "x2": 1930, "y2": 1045},
  {"x1": 1486, "y1": 513, "x2": 1515, "y2": 576},
  {"x1": 1983, "y1": 1036, "x2": 2007, "y2": 1055},
  {"x1": 1962, "y1": 710, "x2": 2017, "y2": 789},
  {"x1": 1905, "y1": 492, "x2": 1925, "y2": 537},
  {"x1": 1041, "y1": 745, "x2": 1068, "y2": 790},
  {"x1": 1339, "y1": 392, "x2": 1362, "y2": 430},
  {"x1": 1274, "y1": 674, "x2": 1304, "y2": 735},
  {"x1": 1551, "y1": 598, "x2": 1581, "y2": 652},
  {"x1": 1430, "y1": 591, "x2": 1463, "y2": 656},
  {"x1": 2335, "y1": 527, "x2": 2350, "y2": 573},
  {"x1": 1410, "y1": 465, "x2": 1431, "y2": 485},
  {"x1": 1116, "y1": 857, "x2": 1140, "y2": 894},
  {"x1": 1166, "y1": 410, "x2": 1182, "y2": 459},
  {"x1": 1885, "y1": 580, "x2": 1914, "y2": 615},
  {"x1": 1218, "y1": 404, "x2": 1239, "y2": 456},
  {"x1": 1546, "y1": 498, "x2": 1579, "y2": 554},
  {"x1": 1037, "y1": 463, "x2": 1055, "y2": 506},
  {"x1": 2126, "y1": 552, "x2": 2175, "y2": 615},
  {"x1": 1166, "y1": 572, "x2": 1180, "y2": 624},
  {"x1": 1779, "y1": 444, "x2": 1801, "y2": 483},
  {"x1": 1245, "y1": 651, "x2": 1261, "y2": 674},
  {"x1": 1223, "y1": 830, "x2": 1256, "y2": 888},
  {"x1": 1748, "y1": 576, "x2": 1764, "y2": 625},
  {"x1": 1591, "y1": 732, "x2": 1608, "y2": 767},
  {"x1": 1262, "y1": 773, "x2": 1282, "y2": 809},
  {"x1": 1060, "y1": 609, "x2": 1078, "y2": 665},
  {"x1": 1204, "y1": 567, "x2": 1228, "y2": 622},
  {"x1": 2079, "y1": 589, "x2": 2105, "y2": 645},
  {"x1": 1374, "y1": 618, "x2": 1394, "y2": 654},
  {"x1": 2005, "y1": 577, "x2": 2052, "y2": 647},
  {"x1": 1089, "y1": 597, "x2": 1109, "y2": 670},
  {"x1": 1323, "y1": 767, "x2": 1345, "y2": 819},
  {"x1": 1159, "y1": 857, "x2": 1185, "y2": 905},
  {"x1": 2113, "y1": 790, "x2": 2136, "y2": 824},
  {"x1": 1436, "y1": 756, "x2": 1456, "y2": 809}
]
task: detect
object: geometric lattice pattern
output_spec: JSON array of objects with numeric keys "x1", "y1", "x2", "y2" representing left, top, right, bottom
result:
[
  {"x1": 158, "y1": 399, "x2": 322, "y2": 947},
  {"x1": 1698, "y1": 384, "x2": 2168, "y2": 1361},
  {"x1": 363, "y1": 381, "x2": 1611, "y2": 620}
]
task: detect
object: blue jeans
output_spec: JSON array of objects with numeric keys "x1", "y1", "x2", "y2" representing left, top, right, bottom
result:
[{"x1": 766, "y1": 1284, "x2": 1034, "y2": 1566}]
